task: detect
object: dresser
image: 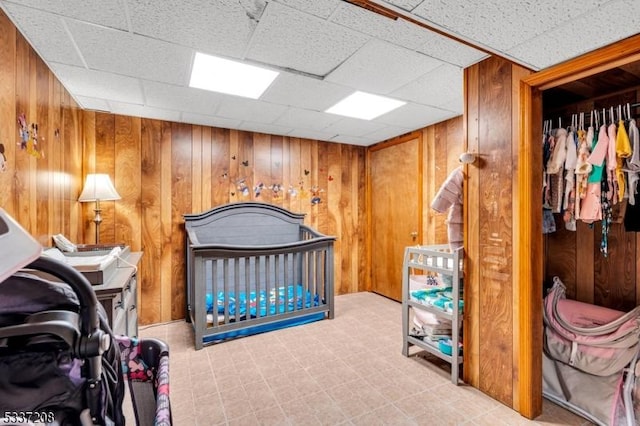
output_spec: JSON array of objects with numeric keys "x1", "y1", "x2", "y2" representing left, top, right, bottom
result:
[{"x1": 92, "y1": 252, "x2": 142, "y2": 337}]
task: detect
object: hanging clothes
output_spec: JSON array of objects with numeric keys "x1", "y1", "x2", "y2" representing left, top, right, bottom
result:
[
  {"x1": 563, "y1": 129, "x2": 578, "y2": 231},
  {"x1": 581, "y1": 125, "x2": 607, "y2": 224},
  {"x1": 606, "y1": 121, "x2": 618, "y2": 205},
  {"x1": 615, "y1": 119, "x2": 633, "y2": 201},
  {"x1": 574, "y1": 125, "x2": 593, "y2": 219}
]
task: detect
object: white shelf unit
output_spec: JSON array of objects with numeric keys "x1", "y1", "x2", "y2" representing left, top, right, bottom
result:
[{"x1": 401, "y1": 244, "x2": 464, "y2": 385}]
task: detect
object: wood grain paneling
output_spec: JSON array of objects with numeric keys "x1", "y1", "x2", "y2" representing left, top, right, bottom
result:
[
  {"x1": 466, "y1": 56, "x2": 536, "y2": 415},
  {"x1": 477, "y1": 56, "x2": 514, "y2": 407},
  {"x1": 80, "y1": 118, "x2": 367, "y2": 323},
  {"x1": 0, "y1": 10, "x2": 83, "y2": 247}
]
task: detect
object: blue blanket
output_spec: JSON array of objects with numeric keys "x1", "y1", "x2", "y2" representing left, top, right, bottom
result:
[{"x1": 206, "y1": 284, "x2": 319, "y2": 317}]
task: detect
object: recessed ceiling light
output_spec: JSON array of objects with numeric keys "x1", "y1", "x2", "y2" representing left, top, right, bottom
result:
[
  {"x1": 189, "y1": 52, "x2": 279, "y2": 99},
  {"x1": 325, "y1": 91, "x2": 406, "y2": 120}
]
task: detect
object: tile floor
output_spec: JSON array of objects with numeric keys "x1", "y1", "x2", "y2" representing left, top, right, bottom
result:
[{"x1": 137, "y1": 292, "x2": 593, "y2": 425}]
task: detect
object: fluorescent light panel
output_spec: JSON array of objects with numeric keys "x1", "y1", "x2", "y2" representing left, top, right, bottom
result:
[
  {"x1": 189, "y1": 52, "x2": 279, "y2": 99},
  {"x1": 325, "y1": 91, "x2": 406, "y2": 120}
]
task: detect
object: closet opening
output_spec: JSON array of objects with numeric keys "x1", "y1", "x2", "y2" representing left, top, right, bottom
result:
[{"x1": 519, "y1": 34, "x2": 640, "y2": 420}]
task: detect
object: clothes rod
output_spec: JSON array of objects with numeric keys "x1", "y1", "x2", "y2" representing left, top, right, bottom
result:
[{"x1": 544, "y1": 101, "x2": 640, "y2": 127}]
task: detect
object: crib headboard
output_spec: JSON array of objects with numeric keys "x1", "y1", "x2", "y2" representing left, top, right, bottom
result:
[{"x1": 184, "y1": 202, "x2": 307, "y2": 246}]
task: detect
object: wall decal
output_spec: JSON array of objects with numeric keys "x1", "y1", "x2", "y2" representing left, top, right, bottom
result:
[
  {"x1": 310, "y1": 186, "x2": 323, "y2": 205},
  {"x1": 236, "y1": 178, "x2": 249, "y2": 197},
  {"x1": 0, "y1": 143, "x2": 6, "y2": 172},
  {"x1": 269, "y1": 183, "x2": 282, "y2": 199},
  {"x1": 242, "y1": 160, "x2": 249, "y2": 167},
  {"x1": 254, "y1": 182, "x2": 264, "y2": 197},
  {"x1": 304, "y1": 169, "x2": 310, "y2": 175},
  {"x1": 17, "y1": 113, "x2": 43, "y2": 159},
  {"x1": 328, "y1": 175, "x2": 334, "y2": 181},
  {"x1": 231, "y1": 155, "x2": 236, "y2": 160}
]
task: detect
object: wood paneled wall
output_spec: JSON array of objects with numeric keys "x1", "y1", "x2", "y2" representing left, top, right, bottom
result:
[
  {"x1": 465, "y1": 56, "x2": 533, "y2": 410},
  {"x1": 0, "y1": 11, "x2": 83, "y2": 246},
  {"x1": 421, "y1": 116, "x2": 464, "y2": 244},
  {"x1": 544, "y1": 89, "x2": 640, "y2": 312},
  {"x1": 83, "y1": 114, "x2": 367, "y2": 324}
]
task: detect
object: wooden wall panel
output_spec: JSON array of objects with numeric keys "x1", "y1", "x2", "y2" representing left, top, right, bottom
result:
[
  {"x1": 0, "y1": 11, "x2": 16, "y2": 214},
  {"x1": 81, "y1": 118, "x2": 367, "y2": 324},
  {"x1": 140, "y1": 119, "x2": 163, "y2": 325},
  {"x1": 0, "y1": 11, "x2": 83, "y2": 246},
  {"x1": 465, "y1": 63, "x2": 481, "y2": 388},
  {"x1": 170, "y1": 123, "x2": 192, "y2": 320},
  {"x1": 477, "y1": 56, "x2": 514, "y2": 406},
  {"x1": 465, "y1": 56, "x2": 533, "y2": 412}
]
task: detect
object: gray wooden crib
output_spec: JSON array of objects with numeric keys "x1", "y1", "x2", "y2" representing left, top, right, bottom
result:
[{"x1": 184, "y1": 202, "x2": 335, "y2": 349}]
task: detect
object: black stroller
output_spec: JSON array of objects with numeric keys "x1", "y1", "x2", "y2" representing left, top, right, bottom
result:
[{"x1": 0, "y1": 209, "x2": 171, "y2": 425}]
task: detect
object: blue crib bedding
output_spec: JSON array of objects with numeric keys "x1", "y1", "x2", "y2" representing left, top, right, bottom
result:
[{"x1": 206, "y1": 284, "x2": 319, "y2": 317}]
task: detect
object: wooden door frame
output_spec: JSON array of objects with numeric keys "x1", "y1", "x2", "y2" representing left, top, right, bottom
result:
[{"x1": 518, "y1": 34, "x2": 640, "y2": 419}]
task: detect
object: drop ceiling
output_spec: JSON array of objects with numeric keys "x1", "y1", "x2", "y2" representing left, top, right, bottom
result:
[{"x1": 0, "y1": 0, "x2": 638, "y2": 146}]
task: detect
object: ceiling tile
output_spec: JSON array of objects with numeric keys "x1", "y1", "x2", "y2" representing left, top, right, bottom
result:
[
  {"x1": 287, "y1": 128, "x2": 337, "y2": 141},
  {"x1": 330, "y1": 134, "x2": 375, "y2": 146},
  {"x1": 66, "y1": 20, "x2": 192, "y2": 85},
  {"x1": 49, "y1": 63, "x2": 144, "y2": 104},
  {"x1": 270, "y1": 0, "x2": 340, "y2": 19},
  {"x1": 411, "y1": 0, "x2": 609, "y2": 54},
  {"x1": 126, "y1": 0, "x2": 258, "y2": 59},
  {"x1": 376, "y1": 102, "x2": 457, "y2": 128},
  {"x1": 381, "y1": 0, "x2": 424, "y2": 11},
  {"x1": 506, "y1": 0, "x2": 640, "y2": 69},
  {"x1": 325, "y1": 39, "x2": 442, "y2": 94},
  {"x1": 59, "y1": 0, "x2": 128, "y2": 31},
  {"x1": 274, "y1": 108, "x2": 341, "y2": 131},
  {"x1": 322, "y1": 117, "x2": 386, "y2": 137},
  {"x1": 142, "y1": 81, "x2": 224, "y2": 115},
  {"x1": 237, "y1": 121, "x2": 293, "y2": 136},
  {"x1": 391, "y1": 63, "x2": 462, "y2": 108},
  {"x1": 390, "y1": 19, "x2": 486, "y2": 67},
  {"x1": 215, "y1": 97, "x2": 287, "y2": 124},
  {"x1": 329, "y1": 2, "x2": 397, "y2": 41},
  {"x1": 108, "y1": 101, "x2": 182, "y2": 122},
  {"x1": 1, "y1": 0, "x2": 62, "y2": 12},
  {"x1": 74, "y1": 96, "x2": 111, "y2": 112},
  {"x1": 1, "y1": 3, "x2": 85, "y2": 67},
  {"x1": 245, "y1": 1, "x2": 370, "y2": 76},
  {"x1": 363, "y1": 124, "x2": 414, "y2": 142},
  {"x1": 180, "y1": 112, "x2": 242, "y2": 130},
  {"x1": 260, "y1": 72, "x2": 352, "y2": 112}
]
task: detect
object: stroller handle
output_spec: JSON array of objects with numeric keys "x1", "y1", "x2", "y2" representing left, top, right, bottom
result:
[{"x1": 27, "y1": 256, "x2": 100, "y2": 339}]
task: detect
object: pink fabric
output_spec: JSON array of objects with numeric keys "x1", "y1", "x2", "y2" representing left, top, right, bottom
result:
[
  {"x1": 587, "y1": 124, "x2": 609, "y2": 167},
  {"x1": 580, "y1": 182, "x2": 602, "y2": 223}
]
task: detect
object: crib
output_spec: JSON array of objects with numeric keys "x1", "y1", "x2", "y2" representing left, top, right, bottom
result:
[{"x1": 184, "y1": 202, "x2": 335, "y2": 349}]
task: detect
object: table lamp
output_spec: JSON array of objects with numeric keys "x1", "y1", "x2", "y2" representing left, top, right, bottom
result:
[{"x1": 78, "y1": 173, "x2": 121, "y2": 244}]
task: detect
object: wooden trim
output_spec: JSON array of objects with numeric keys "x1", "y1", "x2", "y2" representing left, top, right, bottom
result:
[
  {"x1": 368, "y1": 130, "x2": 421, "y2": 152},
  {"x1": 417, "y1": 131, "x2": 424, "y2": 241},
  {"x1": 518, "y1": 33, "x2": 640, "y2": 419},
  {"x1": 523, "y1": 34, "x2": 640, "y2": 90}
]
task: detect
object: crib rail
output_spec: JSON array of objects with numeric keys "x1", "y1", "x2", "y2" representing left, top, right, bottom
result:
[{"x1": 186, "y1": 237, "x2": 334, "y2": 349}]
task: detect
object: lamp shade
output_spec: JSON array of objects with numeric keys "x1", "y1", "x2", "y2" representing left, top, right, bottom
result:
[{"x1": 78, "y1": 173, "x2": 121, "y2": 202}]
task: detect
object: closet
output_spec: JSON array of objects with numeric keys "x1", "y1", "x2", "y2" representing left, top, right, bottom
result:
[
  {"x1": 542, "y1": 68, "x2": 640, "y2": 312},
  {"x1": 518, "y1": 34, "x2": 640, "y2": 419}
]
